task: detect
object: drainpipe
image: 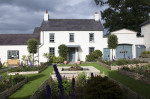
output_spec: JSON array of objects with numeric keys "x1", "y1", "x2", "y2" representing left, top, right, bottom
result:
[{"x1": 38, "y1": 31, "x2": 44, "y2": 66}]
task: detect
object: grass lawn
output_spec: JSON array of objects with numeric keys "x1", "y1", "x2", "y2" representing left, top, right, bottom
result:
[
  {"x1": 8, "y1": 66, "x2": 53, "y2": 99},
  {"x1": 6, "y1": 63, "x2": 150, "y2": 99}
]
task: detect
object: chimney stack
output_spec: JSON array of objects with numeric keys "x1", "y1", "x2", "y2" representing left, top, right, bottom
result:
[
  {"x1": 94, "y1": 12, "x2": 99, "y2": 21},
  {"x1": 44, "y1": 10, "x2": 49, "y2": 21}
]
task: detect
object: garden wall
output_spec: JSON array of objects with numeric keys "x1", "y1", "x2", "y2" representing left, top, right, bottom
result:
[
  {"x1": 118, "y1": 70, "x2": 150, "y2": 85},
  {"x1": 8, "y1": 65, "x2": 48, "y2": 75},
  {"x1": 97, "y1": 61, "x2": 150, "y2": 70},
  {"x1": 30, "y1": 77, "x2": 51, "y2": 99},
  {"x1": 0, "y1": 78, "x2": 27, "y2": 99},
  {"x1": 135, "y1": 58, "x2": 150, "y2": 63}
]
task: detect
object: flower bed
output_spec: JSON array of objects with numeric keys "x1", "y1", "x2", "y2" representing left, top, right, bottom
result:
[
  {"x1": 98, "y1": 59, "x2": 147, "y2": 70},
  {"x1": 0, "y1": 74, "x2": 26, "y2": 97},
  {"x1": 8, "y1": 63, "x2": 48, "y2": 75},
  {"x1": 119, "y1": 65, "x2": 150, "y2": 84}
]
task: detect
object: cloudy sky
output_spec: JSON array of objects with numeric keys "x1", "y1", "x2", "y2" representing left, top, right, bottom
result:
[{"x1": 0, "y1": 0, "x2": 103, "y2": 34}]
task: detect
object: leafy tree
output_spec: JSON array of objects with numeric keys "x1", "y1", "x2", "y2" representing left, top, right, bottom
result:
[
  {"x1": 27, "y1": 39, "x2": 38, "y2": 66},
  {"x1": 108, "y1": 34, "x2": 118, "y2": 60},
  {"x1": 58, "y1": 44, "x2": 69, "y2": 60},
  {"x1": 95, "y1": 0, "x2": 150, "y2": 34}
]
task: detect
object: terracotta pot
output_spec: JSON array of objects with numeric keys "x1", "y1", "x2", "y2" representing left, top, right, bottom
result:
[
  {"x1": 77, "y1": 61, "x2": 81, "y2": 64},
  {"x1": 64, "y1": 61, "x2": 67, "y2": 64}
]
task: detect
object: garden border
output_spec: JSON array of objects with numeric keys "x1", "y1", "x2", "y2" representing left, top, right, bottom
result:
[
  {"x1": 118, "y1": 69, "x2": 150, "y2": 85},
  {"x1": 8, "y1": 65, "x2": 48, "y2": 75},
  {"x1": 0, "y1": 78, "x2": 27, "y2": 99}
]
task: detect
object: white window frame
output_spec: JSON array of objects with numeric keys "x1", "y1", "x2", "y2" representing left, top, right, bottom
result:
[
  {"x1": 49, "y1": 47, "x2": 55, "y2": 56},
  {"x1": 49, "y1": 33, "x2": 55, "y2": 42},
  {"x1": 89, "y1": 33, "x2": 94, "y2": 42},
  {"x1": 8, "y1": 50, "x2": 19, "y2": 59},
  {"x1": 89, "y1": 47, "x2": 95, "y2": 54},
  {"x1": 69, "y1": 33, "x2": 74, "y2": 42}
]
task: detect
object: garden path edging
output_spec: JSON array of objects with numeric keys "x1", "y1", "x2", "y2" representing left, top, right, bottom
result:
[{"x1": 0, "y1": 78, "x2": 27, "y2": 99}]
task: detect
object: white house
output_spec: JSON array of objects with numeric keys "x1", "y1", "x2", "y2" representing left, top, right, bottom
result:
[{"x1": 0, "y1": 10, "x2": 149, "y2": 66}]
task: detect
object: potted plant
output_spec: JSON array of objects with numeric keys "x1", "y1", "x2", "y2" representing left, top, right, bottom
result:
[
  {"x1": 77, "y1": 58, "x2": 81, "y2": 64},
  {"x1": 58, "y1": 44, "x2": 69, "y2": 64}
]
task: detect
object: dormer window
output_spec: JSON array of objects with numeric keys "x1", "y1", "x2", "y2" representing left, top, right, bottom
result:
[
  {"x1": 89, "y1": 33, "x2": 94, "y2": 42},
  {"x1": 69, "y1": 33, "x2": 74, "y2": 42},
  {"x1": 50, "y1": 33, "x2": 55, "y2": 42}
]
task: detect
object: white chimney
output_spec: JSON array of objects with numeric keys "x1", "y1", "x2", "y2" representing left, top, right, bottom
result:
[
  {"x1": 94, "y1": 12, "x2": 99, "y2": 21},
  {"x1": 44, "y1": 10, "x2": 49, "y2": 21}
]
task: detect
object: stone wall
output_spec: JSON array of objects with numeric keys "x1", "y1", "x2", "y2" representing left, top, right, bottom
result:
[
  {"x1": 118, "y1": 70, "x2": 150, "y2": 85},
  {"x1": 0, "y1": 78, "x2": 27, "y2": 99},
  {"x1": 30, "y1": 77, "x2": 51, "y2": 99},
  {"x1": 135, "y1": 58, "x2": 150, "y2": 63}
]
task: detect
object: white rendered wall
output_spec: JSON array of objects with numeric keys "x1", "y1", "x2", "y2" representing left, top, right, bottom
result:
[
  {"x1": 0, "y1": 45, "x2": 31, "y2": 64},
  {"x1": 141, "y1": 24, "x2": 150, "y2": 51},
  {"x1": 111, "y1": 29, "x2": 144, "y2": 59},
  {"x1": 39, "y1": 31, "x2": 107, "y2": 63}
]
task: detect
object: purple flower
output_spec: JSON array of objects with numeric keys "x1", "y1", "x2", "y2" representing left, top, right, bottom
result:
[
  {"x1": 91, "y1": 73, "x2": 94, "y2": 78},
  {"x1": 53, "y1": 64, "x2": 64, "y2": 99},
  {"x1": 27, "y1": 59, "x2": 28, "y2": 65},
  {"x1": 0, "y1": 75, "x2": 2, "y2": 78},
  {"x1": 46, "y1": 85, "x2": 52, "y2": 99},
  {"x1": 71, "y1": 77, "x2": 75, "y2": 99}
]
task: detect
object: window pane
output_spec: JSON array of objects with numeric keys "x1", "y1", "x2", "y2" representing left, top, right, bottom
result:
[
  {"x1": 8, "y1": 50, "x2": 19, "y2": 59},
  {"x1": 89, "y1": 47, "x2": 94, "y2": 54},
  {"x1": 69, "y1": 33, "x2": 74, "y2": 42},
  {"x1": 89, "y1": 33, "x2": 94, "y2": 42},
  {"x1": 49, "y1": 48, "x2": 55, "y2": 56},
  {"x1": 50, "y1": 33, "x2": 55, "y2": 42}
]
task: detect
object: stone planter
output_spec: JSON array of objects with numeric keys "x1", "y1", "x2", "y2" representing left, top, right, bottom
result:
[
  {"x1": 0, "y1": 78, "x2": 27, "y2": 99},
  {"x1": 64, "y1": 61, "x2": 67, "y2": 64},
  {"x1": 77, "y1": 61, "x2": 81, "y2": 64}
]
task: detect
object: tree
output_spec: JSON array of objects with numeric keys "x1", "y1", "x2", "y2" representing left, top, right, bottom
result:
[
  {"x1": 95, "y1": 0, "x2": 150, "y2": 34},
  {"x1": 58, "y1": 44, "x2": 69, "y2": 60},
  {"x1": 108, "y1": 34, "x2": 118, "y2": 60},
  {"x1": 27, "y1": 39, "x2": 38, "y2": 66}
]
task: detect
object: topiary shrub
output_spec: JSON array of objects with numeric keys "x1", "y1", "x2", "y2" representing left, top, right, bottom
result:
[
  {"x1": 58, "y1": 44, "x2": 69, "y2": 60},
  {"x1": 92, "y1": 50, "x2": 103, "y2": 59},
  {"x1": 52, "y1": 56, "x2": 64, "y2": 64},
  {"x1": 86, "y1": 54, "x2": 96, "y2": 62},
  {"x1": 85, "y1": 76, "x2": 123, "y2": 99}
]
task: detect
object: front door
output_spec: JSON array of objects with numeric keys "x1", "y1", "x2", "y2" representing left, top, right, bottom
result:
[{"x1": 69, "y1": 48, "x2": 75, "y2": 62}]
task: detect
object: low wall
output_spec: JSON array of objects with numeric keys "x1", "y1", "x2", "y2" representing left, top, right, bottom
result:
[
  {"x1": 8, "y1": 65, "x2": 48, "y2": 75},
  {"x1": 118, "y1": 70, "x2": 150, "y2": 85},
  {"x1": 98, "y1": 61, "x2": 150, "y2": 70},
  {"x1": 30, "y1": 77, "x2": 51, "y2": 99},
  {"x1": 8, "y1": 71, "x2": 39, "y2": 75},
  {"x1": 0, "y1": 78, "x2": 27, "y2": 99},
  {"x1": 134, "y1": 58, "x2": 150, "y2": 63}
]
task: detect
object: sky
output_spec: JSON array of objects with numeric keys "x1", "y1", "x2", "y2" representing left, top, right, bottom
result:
[{"x1": 0, "y1": 0, "x2": 103, "y2": 34}]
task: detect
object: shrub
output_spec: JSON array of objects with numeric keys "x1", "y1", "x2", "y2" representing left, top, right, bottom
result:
[
  {"x1": 142, "y1": 51, "x2": 150, "y2": 54},
  {"x1": 85, "y1": 76, "x2": 123, "y2": 99},
  {"x1": 77, "y1": 72, "x2": 87, "y2": 87},
  {"x1": 86, "y1": 54, "x2": 96, "y2": 62},
  {"x1": 58, "y1": 44, "x2": 69, "y2": 60},
  {"x1": 92, "y1": 50, "x2": 103, "y2": 58},
  {"x1": 52, "y1": 56, "x2": 64, "y2": 63}
]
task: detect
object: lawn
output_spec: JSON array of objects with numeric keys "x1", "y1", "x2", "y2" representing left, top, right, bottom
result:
[
  {"x1": 8, "y1": 66, "x2": 53, "y2": 99},
  {"x1": 6, "y1": 63, "x2": 150, "y2": 99}
]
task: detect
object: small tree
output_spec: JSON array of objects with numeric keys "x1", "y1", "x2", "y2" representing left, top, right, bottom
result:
[
  {"x1": 58, "y1": 44, "x2": 69, "y2": 60},
  {"x1": 27, "y1": 39, "x2": 38, "y2": 66},
  {"x1": 107, "y1": 34, "x2": 118, "y2": 60}
]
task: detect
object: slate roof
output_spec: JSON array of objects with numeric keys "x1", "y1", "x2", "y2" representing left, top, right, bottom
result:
[
  {"x1": 0, "y1": 34, "x2": 40, "y2": 45},
  {"x1": 40, "y1": 19, "x2": 104, "y2": 31},
  {"x1": 140, "y1": 19, "x2": 150, "y2": 26}
]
